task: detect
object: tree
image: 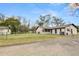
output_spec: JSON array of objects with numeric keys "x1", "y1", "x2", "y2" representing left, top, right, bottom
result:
[
  {"x1": 36, "y1": 15, "x2": 45, "y2": 26},
  {"x1": 18, "y1": 25, "x2": 29, "y2": 33},
  {"x1": 28, "y1": 19, "x2": 30, "y2": 29},
  {"x1": 51, "y1": 16, "x2": 65, "y2": 26},
  {"x1": 44, "y1": 14, "x2": 51, "y2": 27},
  {"x1": 5, "y1": 17, "x2": 21, "y2": 33},
  {"x1": 31, "y1": 25, "x2": 37, "y2": 33},
  {"x1": 36, "y1": 15, "x2": 50, "y2": 27},
  {"x1": 10, "y1": 25, "x2": 17, "y2": 34}
]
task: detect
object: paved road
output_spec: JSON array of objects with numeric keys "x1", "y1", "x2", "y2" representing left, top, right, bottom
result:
[{"x1": 0, "y1": 38, "x2": 79, "y2": 56}]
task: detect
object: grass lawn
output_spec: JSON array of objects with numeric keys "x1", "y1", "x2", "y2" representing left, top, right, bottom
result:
[{"x1": 0, "y1": 33, "x2": 64, "y2": 46}]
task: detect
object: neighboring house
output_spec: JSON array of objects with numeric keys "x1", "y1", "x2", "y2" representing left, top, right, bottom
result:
[
  {"x1": 36, "y1": 24, "x2": 78, "y2": 35},
  {"x1": 0, "y1": 26, "x2": 11, "y2": 35}
]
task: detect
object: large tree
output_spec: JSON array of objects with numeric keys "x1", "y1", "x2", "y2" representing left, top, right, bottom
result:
[
  {"x1": 18, "y1": 25, "x2": 29, "y2": 33},
  {"x1": 51, "y1": 16, "x2": 65, "y2": 26},
  {"x1": 31, "y1": 25, "x2": 38, "y2": 33},
  {"x1": 5, "y1": 17, "x2": 21, "y2": 33},
  {"x1": 36, "y1": 14, "x2": 51, "y2": 27}
]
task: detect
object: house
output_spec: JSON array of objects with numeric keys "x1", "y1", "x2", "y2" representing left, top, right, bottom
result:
[
  {"x1": 0, "y1": 26, "x2": 11, "y2": 35},
  {"x1": 36, "y1": 24, "x2": 78, "y2": 35}
]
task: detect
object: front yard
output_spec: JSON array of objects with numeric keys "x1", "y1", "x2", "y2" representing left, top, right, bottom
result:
[
  {"x1": 0, "y1": 33, "x2": 64, "y2": 46},
  {"x1": 0, "y1": 34, "x2": 79, "y2": 55},
  {"x1": 0, "y1": 33, "x2": 79, "y2": 55}
]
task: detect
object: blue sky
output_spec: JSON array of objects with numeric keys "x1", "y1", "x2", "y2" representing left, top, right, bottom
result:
[{"x1": 0, "y1": 3, "x2": 79, "y2": 25}]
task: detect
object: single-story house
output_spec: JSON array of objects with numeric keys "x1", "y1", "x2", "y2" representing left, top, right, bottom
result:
[
  {"x1": 0, "y1": 26, "x2": 11, "y2": 35},
  {"x1": 36, "y1": 24, "x2": 78, "y2": 35}
]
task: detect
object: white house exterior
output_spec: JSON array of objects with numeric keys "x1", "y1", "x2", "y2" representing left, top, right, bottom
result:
[
  {"x1": 36, "y1": 24, "x2": 77, "y2": 35},
  {"x1": 0, "y1": 26, "x2": 11, "y2": 35}
]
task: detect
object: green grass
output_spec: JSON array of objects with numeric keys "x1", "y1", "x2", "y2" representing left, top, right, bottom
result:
[{"x1": 0, "y1": 33, "x2": 64, "y2": 46}]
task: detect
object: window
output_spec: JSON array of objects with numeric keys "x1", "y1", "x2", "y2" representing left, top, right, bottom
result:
[
  {"x1": 45, "y1": 29, "x2": 51, "y2": 32},
  {"x1": 45, "y1": 29, "x2": 47, "y2": 32}
]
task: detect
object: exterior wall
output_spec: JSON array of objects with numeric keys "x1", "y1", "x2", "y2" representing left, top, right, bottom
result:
[
  {"x1": 36, "y1": 27, "x2": 52, "y2": 34},
  {"x1": 52, "y1": 29, "x2": 55, "y2": 34},
  {"x1": 65, "y1": 27, "x2": 71, "y2": 35},
  {"x1": 61, "y1": 28, "x2": 65, "y2": 32},
  {"x1": 52, "y1": 25, "x2": 77, "y2": 35},
  {"x1": 0, "y1": 29, "x2": 11, "y2": 35},
  {"x1": 42, "y1": 32, "x2": 51, "y2": 34},
  {"x1": 36, "y1": 25, "x2": 77, "y2": 35},
  {"x1": 7, "y1": 29, "x2": 11, "y2": 34},
  {"x1": 52, "y1": 28, "x2": 65, "y2": 35},
  {"x1": 70, "y1": 25, "x2": 77, "y2": 34},
  {"x1": 57, "y1": 29, "x2": 60, "y2": 34},
  {"x1": 36, "y1": 27, "x2": 44, "y2": 34},
  {"x1": 43, "y1": 29, "x2": 52, "y2": 34},
  {"x1": 65, "y1": 25, "x2": 77, "y2": 35}
]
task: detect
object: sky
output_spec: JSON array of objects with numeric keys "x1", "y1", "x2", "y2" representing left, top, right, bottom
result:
[{"x1": 0, "y1": 3, "x2": 79, "y2": 26}]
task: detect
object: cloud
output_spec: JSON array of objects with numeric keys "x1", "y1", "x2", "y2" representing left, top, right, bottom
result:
[
  {"x1": 41, "y1": 10, "x2": 58, "y2": 16},
  {"x1": 30, "y1": 8, "x2": 59, "y2": 17}
]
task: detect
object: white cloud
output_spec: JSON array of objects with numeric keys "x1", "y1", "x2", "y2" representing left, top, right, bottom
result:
[{"x1": 31, "y1": 8, "x2": 59, "y2": 17}]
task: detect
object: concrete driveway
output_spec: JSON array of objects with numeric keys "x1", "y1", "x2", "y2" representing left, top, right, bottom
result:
[{"x1": 0, "y1": 38, "x2": 79, "y2": 56}]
